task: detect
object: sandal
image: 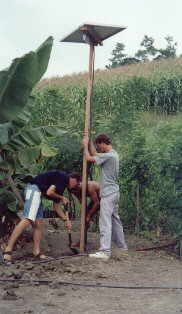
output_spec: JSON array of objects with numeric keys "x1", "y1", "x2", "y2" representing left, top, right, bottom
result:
[
  {"x1": 0, "y1": 251, "x2": 13, "y2": 265},
  {"x1": 32, "y1": 253, "x2": 50, "y2": 261}
]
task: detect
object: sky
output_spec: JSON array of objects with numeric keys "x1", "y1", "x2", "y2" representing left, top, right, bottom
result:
[{"x1": 0, "y1": 0, "x2": 182, "y2": 78}]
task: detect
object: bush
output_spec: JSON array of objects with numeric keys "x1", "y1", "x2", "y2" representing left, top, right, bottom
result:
[{"x1": 31, "y1": 72, "x2": 182, "y2": 236}]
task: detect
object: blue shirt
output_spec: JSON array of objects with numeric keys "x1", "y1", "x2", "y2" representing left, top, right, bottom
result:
[{"x1": 33, "y1": 170, "x2": 69, "y2": 203}]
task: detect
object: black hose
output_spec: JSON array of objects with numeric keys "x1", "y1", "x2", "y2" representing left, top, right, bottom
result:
[
  {"x1": 136, "y1": 241, "x2": 177, "y2": 251},
  {"x1": 0, "y1": 278, "x2": 181, "y2": 289},
  {"x1": 31, "y1": 253, "x2": 88, "y2": 264}
]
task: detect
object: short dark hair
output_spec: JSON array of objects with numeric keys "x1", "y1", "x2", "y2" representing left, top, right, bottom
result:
[
  {"x1": 95, "y1": 133, "x2": 112, "y2": 145},
  {"x1": 69, "y1": 172, "x2": 82, "y2": 182}
]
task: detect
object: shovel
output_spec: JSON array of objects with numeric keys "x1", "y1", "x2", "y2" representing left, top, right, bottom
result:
[
  {"x1": 63, "y1": 204, "x2": 79, "y2": 255},
  {"x1": 68, "y1": 230, "x2": 79, "y2": 255}
]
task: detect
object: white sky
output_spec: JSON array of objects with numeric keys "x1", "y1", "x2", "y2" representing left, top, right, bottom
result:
[{"x1": 0, "y1": 0, "x2": 182, "y2": 78}]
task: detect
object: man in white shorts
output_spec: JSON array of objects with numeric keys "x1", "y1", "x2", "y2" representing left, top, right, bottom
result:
[
  {"x1": 2, "y1": 170, "x2": 81, "y2": 263},
  {"x1": 82, "y1": 133, "x2": 127, "y2": 260}
]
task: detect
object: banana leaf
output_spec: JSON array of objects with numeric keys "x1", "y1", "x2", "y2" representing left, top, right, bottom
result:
[
  {"x1": 7, "y1": 126, "x2": 67, "y2": 151},
  {"x1": 41, "y1": 142, "x2": 58, "y2": 157},
  {"x1": 12, "y1": 107, "x2": 32, "y2": 129},
  {"x1": 17, "y1": 143, "x2": 58, "y2": 166},
  {"x1": 0, "y1": 189, "x2": 17, "y2": 206},
  {"x1": 0, "y1": 36, "x2": 53, "y2": 123},
  {"x1": 0, "y1": 123, "x2": 11, "y2": 145},
  {"x1": 18, "y1": 146, "x2": 41, "y2": 167},
  {"x1": 0, "y1": 159, "x2": 15, "y2": 174},
  {"x1": 0, "y1": 169, "x2": 8, "y2": 180}
]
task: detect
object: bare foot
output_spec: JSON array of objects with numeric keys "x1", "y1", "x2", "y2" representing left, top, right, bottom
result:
[{"x1": 2, "y1": 251, "x2": 13, "y2": 263}]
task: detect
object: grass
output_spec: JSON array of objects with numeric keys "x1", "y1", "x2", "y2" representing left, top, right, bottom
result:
[{"x1": 37, "y1": 57, "x2": 182, "y2": 89}]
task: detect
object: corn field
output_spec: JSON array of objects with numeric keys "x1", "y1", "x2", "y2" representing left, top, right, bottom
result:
[{"x1": 28, "y1": 60, "x2": 182, "y2": 238}]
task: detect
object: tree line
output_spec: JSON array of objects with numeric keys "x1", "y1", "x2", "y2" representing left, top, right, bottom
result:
[{"x1": 106, "y1": 35, "x2": 178, "y2": 69}]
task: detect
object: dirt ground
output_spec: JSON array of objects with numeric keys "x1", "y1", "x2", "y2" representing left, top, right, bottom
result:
[{"x1": 0, "y1": 219, "x2": 182, "y2": 314}]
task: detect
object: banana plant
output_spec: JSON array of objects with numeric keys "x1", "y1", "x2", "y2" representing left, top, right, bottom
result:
[{"x1": 0, "y1": 37, "x2": 67, "y2": 220}]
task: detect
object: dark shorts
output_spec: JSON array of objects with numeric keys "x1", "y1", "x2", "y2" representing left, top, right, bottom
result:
[{"x1": 86, "y1": 201, "x2": 100, "y2": 214}]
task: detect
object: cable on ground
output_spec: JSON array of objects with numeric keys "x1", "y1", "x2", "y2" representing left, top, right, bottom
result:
[{"x1": 0, "y1": 278, "x2": 181, "y2": 290}]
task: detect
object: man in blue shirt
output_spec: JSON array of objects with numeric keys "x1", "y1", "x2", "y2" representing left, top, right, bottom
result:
[{"x1": 3, "y1": 171, "x2": 81, "y2": 263}]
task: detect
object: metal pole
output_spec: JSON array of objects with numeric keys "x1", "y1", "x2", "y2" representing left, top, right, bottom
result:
[{"x1": 80, "y1": 42, "x2": 95, "y2": 253}]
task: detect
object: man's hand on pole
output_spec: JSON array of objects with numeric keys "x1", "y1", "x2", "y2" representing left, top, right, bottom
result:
[{"x1": 82, "y1": 131, "x2": 89, "y2": 147}]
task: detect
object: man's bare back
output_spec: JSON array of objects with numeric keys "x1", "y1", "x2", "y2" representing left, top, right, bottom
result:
[
  {"x1": 69, "y1": 181, "x2": 100, "y2": 247},
  {"x1": 70, "y1": 180, "x2": 100, "y2": 224}
]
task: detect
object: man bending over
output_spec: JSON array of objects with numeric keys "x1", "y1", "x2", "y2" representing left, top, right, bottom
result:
[
  {"x1": 2, "y1": 170, "x2": 81, "y2": 263},
  {"x1": 69, "y1": 180, "x2": 100, "y2": 246}
]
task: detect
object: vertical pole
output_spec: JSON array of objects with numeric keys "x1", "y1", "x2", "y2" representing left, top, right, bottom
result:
[
  {"x1": 135, "y1": 182, "x2": 140, "y2": 234},
  {"x1": 179, "y1": 238, "x2": 182, "y2": 260},
  {"x1": 80, "y1": 43, "x2": 95, "y2": 253}
]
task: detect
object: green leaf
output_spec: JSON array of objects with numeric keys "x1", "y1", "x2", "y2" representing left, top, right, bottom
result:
[
  {"x1": 35, "y1": 37, "x2": 54, "y2": 82},
  {"x1": 0, "y1": 169, "x2": 8, "y2": 180},
  {"x1": 0, "y1": 122, "x2": 11, "y2": 145},
  {"x1": 35, "y1": 126, "x2": 67, "y2": 138},
  {"x1": 0, "y1": 160, "x2": 14, "y2": 172},
  {"x1": 18, "y1": 146, "x2": 41, "y2": 166},
  {"x1": 41, "y1": 143, "x2": 58, "y2": 157},
  {"x1": 12, "y1": 106, "x2": 32, "y2": 129},
  {"x1": 0, "y1": 190, "x2": 17, "y2": 205},
  {"x1": 8, "y1": 202, "x2": 17, "y2": 212},
  {"x1": 0, "y1": 36, "x2": 53, "y2": 123},
  {"x1": 8, "y1": 129, "x2": 42, "y2": 150},
  {"x1": 8, "y1": 126, "x2": 67, "y2": 151}
]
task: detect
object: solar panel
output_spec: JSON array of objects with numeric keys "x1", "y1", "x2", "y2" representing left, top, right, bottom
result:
[{"x1": 60, "y1": 23, "x2": 127, "y2": 45}]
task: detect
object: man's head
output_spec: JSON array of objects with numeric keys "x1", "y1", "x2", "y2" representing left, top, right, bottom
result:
[
  {"x1": 95, "y1": 133, "x2": 112, "y2": 152},
  {"x1": 68, "y1": 172, "x2": 81, "y2": 189}
]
